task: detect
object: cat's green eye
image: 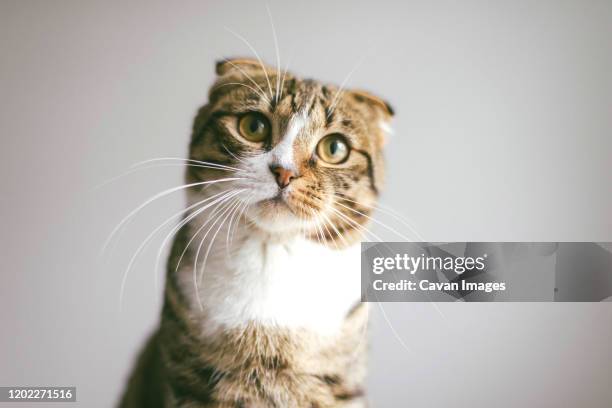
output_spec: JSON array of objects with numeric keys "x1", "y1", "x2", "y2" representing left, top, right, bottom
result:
[
  {"x1": 238, "y1": 112, "x2": 271, "y2": 142},
  {"x1": 316, "y1": 134, "x2": 350, "y2": 164}
]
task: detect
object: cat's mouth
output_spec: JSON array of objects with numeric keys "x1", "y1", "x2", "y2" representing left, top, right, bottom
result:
[
  {"x1": 258, "y1": 191, "x2": 294, "y2": 212},
  {"x1": 246, "y1": 189, "x2": 314, "y2": 233}
]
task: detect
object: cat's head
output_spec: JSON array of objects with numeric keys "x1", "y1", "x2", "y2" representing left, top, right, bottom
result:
[{"x1": 187, "y1": 58, "x2": 393, "y2": 246}]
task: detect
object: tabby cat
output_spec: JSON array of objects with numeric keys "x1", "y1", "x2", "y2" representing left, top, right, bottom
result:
[{"x1": 119, "y1": 58, "x2": 393, "y2": 407}]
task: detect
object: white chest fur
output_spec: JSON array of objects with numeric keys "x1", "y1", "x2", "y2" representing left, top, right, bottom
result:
[{"x1": 177, "y1": 227, "x2": 362, "y2": 337}]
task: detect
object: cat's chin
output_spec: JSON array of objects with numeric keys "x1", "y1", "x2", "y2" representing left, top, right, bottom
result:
[{"x1": 245, "y1": 197, "x2": 312, "y2": 236}]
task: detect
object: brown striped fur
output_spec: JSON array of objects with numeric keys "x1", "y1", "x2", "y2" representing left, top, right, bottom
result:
[{"x1": 119, "y1": 58, "x2": 392, "y2": 407}]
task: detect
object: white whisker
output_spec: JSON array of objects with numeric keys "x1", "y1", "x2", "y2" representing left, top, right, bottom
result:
[
  {"x1": 277, "y1": 56, "x2": 291, "y2": 103},
  {"x1": 225, "y1": 195, "x2": 250, "y2": 256},
  {"x1": 220, "y1": 58, "x2": 272, "y2": 104},
  {"x1": 229, "y1": 194, "x2": 252, "y2": 247},
  {"x1": 192, "y1": 191, "x2": 244, "y2": 311},
  {"x1": 314, "y1": 208, "x2": 340, "y2": 250},
  {"x1": 119, "y1": 191, "x2": 233, "y2": 309},
  {"x1": 375, "y1": 299, "x2": 415, "y2": 355},
  {"x1": 327, "y1": 54, "x2": 367, "y2": 119},
  {"x1": 327, "y1": 205, "x2": 382, "y2": 242},
  {"x1": 334, "y1": 200, "x2": 447, "y2": 322},
  {"x1": 332, "y1": 193, "x2": 425, "y2": 241},
  {"x1": 333, "y1": 200, "x2": 414, "y2": 242},
  {"x1": 223, "y1": 27, "x2": 274, "y2": 100},
  {"x1": 312, "y1": 213, "x2": 326, "y2": 247},
  {"x1": 221, "y1": 143, "x2": 251, "y2": 166},
  {"x1": 130, "y1": 157, "x2": 240, "y2": 172},
  {"x1": 174, "y1": 191, "x2": 239, "y2": 274},
  {"x1": 199, "y1": 196, "x2": 243, "y2": 287},
  {"x1": 101, "y1": 177, "x2": 244, "y2": 256},
  {"x1": 152, "y1": 190, "x2": 231, "y2": 293},
  {"x1": 265, "y1": 3, "x2": 282, "y2": 103},
  {"x1": 320, "y1": 211, "x2": 350, "y2": 249},
  {"x1": 93, "y1": 163, "x2": 239, "y2": 191}
]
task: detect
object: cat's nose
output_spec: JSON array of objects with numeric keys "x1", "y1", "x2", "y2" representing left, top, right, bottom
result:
[{"x1": 269, "y1": 165, "x2": 297, "y2": 189}]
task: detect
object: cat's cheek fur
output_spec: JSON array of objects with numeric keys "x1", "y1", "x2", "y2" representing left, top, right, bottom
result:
[{"x1": 235, "y1": 151, "x2": 279, "y2": 201}]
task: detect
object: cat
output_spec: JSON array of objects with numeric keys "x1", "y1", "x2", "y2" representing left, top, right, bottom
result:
[{"x1": 119, "y1": 57, "x2": 393, "y2": 408}]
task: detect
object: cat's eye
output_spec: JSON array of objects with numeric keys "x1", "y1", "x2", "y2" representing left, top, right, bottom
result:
[
  {"x1": 238, "y1": 112, "x2": 271, "y2": 142},
  {"x1": 316, "y1": 134, "x2": 350, "y2": 164}
]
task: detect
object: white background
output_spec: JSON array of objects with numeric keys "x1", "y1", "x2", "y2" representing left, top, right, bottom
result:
[{"x1": 1, "y1": 1, "x2": 611, "y2": 406}]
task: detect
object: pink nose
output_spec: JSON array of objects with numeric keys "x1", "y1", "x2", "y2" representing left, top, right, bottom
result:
[{"x1": 269, "y1": 165, "x2": 297, "y2": 188}]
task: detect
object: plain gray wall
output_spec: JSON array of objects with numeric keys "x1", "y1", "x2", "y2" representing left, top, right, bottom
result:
[{"x1": 1, "y1": 1, "x2": 611, "y2": 407}]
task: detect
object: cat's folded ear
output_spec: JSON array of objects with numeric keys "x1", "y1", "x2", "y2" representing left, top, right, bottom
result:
[
  {"x1": 348, "y1": 89, "x2": 395, "y2": 119},
  {"x1": 215, "y1": 57, "x2": 273, "y2": 76}
]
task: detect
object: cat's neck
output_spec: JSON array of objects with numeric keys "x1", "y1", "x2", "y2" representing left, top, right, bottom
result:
[{"x1": 173, "y1": 216, "x2": 362, "y2": 338}]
